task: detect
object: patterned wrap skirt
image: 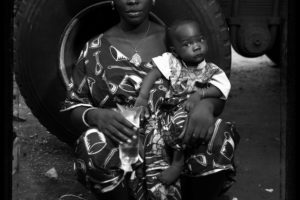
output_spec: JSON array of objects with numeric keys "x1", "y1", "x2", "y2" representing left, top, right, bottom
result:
[{"x1": 73, "y1": 100, "x2": 240, "y2": 200}]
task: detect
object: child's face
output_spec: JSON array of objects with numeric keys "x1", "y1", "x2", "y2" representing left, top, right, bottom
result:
[{"x1": 171, "y1": 22, "x2": 208, "y2": 66}]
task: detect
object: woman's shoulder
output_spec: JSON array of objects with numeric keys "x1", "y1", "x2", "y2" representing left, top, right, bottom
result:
[
  {"x1": 87, "y1": 33, "x2": 105, "y2": 44},
  {"x1": 150, "y1": 21, "x2": 166, "y2": 33},
  {"x1": 103, "y1": 25, "x2": 119, "y2": 38},
  {"x1": 102, "y1": 25, "x2": 126, "y2": 46},
  {"x1": 149, "y1": 21, "x2": 166, "y2": 39},
  {"x1": 76, "y1": 33, "x2": 110, "y2": 62}
]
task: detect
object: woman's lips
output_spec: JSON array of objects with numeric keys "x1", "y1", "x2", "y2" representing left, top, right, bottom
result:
[{"x1": 126, "y1": 11, "x2": 142, "y2": 17}]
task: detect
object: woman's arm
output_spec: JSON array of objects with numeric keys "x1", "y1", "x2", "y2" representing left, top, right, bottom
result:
[
  {"x1": 183, "y1": 85, "x2": 223, "y2": 111},
  {"x1": 204, "y1": 97, "x2": 225, "y2": 117},
  {"x1": 62, "y1": 41, "x2": 137, "y2": 144},
  {"x1": 183, "y1": 98, "x2": 225, "y2": 145},
  {"x1": 69, "y1": 106, "x2": 92, "y2": 133},
  {"x1": 70, "y1": 105, "x2": 138, "y2": 144}
]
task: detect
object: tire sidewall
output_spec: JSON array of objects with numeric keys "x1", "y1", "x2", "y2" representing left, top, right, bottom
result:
[{"x1": 14, "y1": 0, "x2": 231, "y2": 145}]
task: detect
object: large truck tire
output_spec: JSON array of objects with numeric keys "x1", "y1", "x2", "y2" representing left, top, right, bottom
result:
[{"x1": 14, "y1": 0, "x2": 231, "y2": 145}]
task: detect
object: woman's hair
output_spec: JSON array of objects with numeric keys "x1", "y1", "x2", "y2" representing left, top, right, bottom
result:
[{"x1": 166, "y1": 19, "x2": 199, "y2": 51}]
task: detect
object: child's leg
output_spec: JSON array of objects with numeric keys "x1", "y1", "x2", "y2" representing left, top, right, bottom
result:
[{"x1": 158, "y1": 150, "x2": 184, "y2": 185}]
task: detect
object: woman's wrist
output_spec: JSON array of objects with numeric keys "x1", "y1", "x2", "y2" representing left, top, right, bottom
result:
[
  {"x1": 198, "y1": 98, "x2": 214, "y2": 112},
  {"x1": 82, "y1": 107, "x2": 99, "y2": 127},
  {"x1": 200, "y1": 97, "x2": 224, "y2": 116}
]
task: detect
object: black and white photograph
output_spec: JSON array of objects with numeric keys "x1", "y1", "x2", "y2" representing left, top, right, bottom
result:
[{"x1": 4, "y1": 0, "x2": 295, "y2": 200}]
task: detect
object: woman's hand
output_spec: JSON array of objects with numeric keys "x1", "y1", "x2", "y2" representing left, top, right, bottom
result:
[
  {"x1": 182, "y1": 99, "x2": 217, "y2": 145},
  {"x1": 183, "y1": 92, "x2": 201, "y2": 112},
  {"x1": 86, "y1": 108, "x2": 138, "y2": 144}
]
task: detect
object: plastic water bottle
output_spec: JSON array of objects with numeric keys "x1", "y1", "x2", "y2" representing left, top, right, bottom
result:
[{"x1": 116, "y1": 104, "x2": 142, "y2": 172}]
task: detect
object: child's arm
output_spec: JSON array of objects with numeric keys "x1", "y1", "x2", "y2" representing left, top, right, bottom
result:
[
  {"x1": 183, "y1": 85, "x2": 222, "y2": 112},
  {"x1": 185, "y1": 65, "x2": 231, "y2": 111},
  {"x1": 197, "y1": 85, "x2": 223, "y2": 99},
  {"x1": 134, "y1": 67, "x2": 162, "y2": 107}
]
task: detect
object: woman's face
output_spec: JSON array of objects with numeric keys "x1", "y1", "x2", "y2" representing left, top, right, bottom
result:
[{"x1": 113, "y1": 0, "x2": 153, "y2": 26}]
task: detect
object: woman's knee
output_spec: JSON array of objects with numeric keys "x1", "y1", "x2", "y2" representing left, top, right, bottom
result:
[
  {"x1": 210, "y1": 119, "x2": 240, "y2": 157},
  {"x1": 73, "y1": 128, "x2": 124, "y2": 194}
]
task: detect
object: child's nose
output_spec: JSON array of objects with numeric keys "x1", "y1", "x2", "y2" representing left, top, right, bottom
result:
[{"x1": 193, "y1": 43, "x2": 201, "y2": 51}]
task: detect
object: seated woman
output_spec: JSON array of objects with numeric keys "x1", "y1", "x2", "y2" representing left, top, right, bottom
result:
[{"x1": 61, "y1": 0, "x2": 239, "y2": 199}]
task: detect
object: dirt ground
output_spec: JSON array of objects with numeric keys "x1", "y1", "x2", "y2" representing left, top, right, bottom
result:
[{"x1": 12, "y1": 48, "x2": 281, "y2": 200}]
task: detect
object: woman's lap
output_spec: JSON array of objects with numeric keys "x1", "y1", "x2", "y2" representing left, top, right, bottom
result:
[
  {"x1": 73, "y1": 128, "x2": 125, "y2": 194},
  {"x1": 73, "y1": 127, "x2": 182, "y2": 200},
  {"x1": 72, "y1": 117, "x2": 239, "y2": 200},
  {"x1": 183, "y1": 119, "x2": 240, "y2": 177}
]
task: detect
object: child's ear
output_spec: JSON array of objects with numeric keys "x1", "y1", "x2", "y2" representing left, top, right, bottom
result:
[{"x1": 170, "y1": 46, "x2": 178, "y2": 57}]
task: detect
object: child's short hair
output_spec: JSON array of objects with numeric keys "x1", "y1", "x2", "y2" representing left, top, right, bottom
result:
[{"x1": 166, "y1": 19, "x2": 200, "y2": 50}]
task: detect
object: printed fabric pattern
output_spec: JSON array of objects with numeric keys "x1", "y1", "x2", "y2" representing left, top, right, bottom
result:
[
  {"x1": 61, "y1": 34, "x2": 239, "y2": 200},
  {"x1": 62, "y1": 34, "x2": 181, "y2": 200},
  {"x1": 152, "y1": 52, "x2": 230, "y2": 99}
]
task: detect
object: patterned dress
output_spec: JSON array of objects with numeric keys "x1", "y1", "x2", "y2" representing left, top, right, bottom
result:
[
  {"x1": 61, "y1": 34, "x2": 181, "y2": 200},
  {"x1": 151, "y1": 53, "x2": 232, "y2": 151},
  {"x1": 61, "y1": 34, "x2": 239, "y2": 200},
  {"x1": 152, "y1": 52, "x2": 231, "y2": 100}
]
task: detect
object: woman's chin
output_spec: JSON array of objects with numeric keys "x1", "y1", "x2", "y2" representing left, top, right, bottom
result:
[{"x1": 124, "y1": 15, "x2": 146, "y2": 25}]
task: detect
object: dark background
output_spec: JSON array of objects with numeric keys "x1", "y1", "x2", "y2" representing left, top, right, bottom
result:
[{"x1": 2, "y1": 0, "x2": 13, "y2": 199}]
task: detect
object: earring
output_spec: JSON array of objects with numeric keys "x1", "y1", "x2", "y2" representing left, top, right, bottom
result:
[{"x1": 111, "y1": 1, "x2": 115, "y2": 10}]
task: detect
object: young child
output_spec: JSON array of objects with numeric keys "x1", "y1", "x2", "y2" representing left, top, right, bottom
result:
[{"x1": 134, "y1": 19, "x2": 231, "y2": 185}]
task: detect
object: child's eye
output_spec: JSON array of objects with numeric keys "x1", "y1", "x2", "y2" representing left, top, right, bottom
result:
[
  {"x1": 194, "y1": 36, "x2": 205, "y2": 43},
  {"x1": 199, "y1": 36, "x2": 206, "y2": 42},
  {"x1": 183, "y1": 42, "x2": 192, "y2": 47}
]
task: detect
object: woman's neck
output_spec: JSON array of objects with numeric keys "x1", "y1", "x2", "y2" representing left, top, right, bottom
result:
[{"x1": 118, "y1": 19, "x2": 151, "y2": 37}]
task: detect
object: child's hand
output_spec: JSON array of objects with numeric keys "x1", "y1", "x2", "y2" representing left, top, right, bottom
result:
[
  {"x1": 134, "y1": 96, "x2": 150, "y2": 119},
  {"x1": 183, "y1": 92, "x2": 201, "y2": 112}
]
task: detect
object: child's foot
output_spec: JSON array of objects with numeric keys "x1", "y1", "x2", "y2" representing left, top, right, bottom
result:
[{"x1": 158, "y1": 165, "x2": 183, "y2": 185}]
